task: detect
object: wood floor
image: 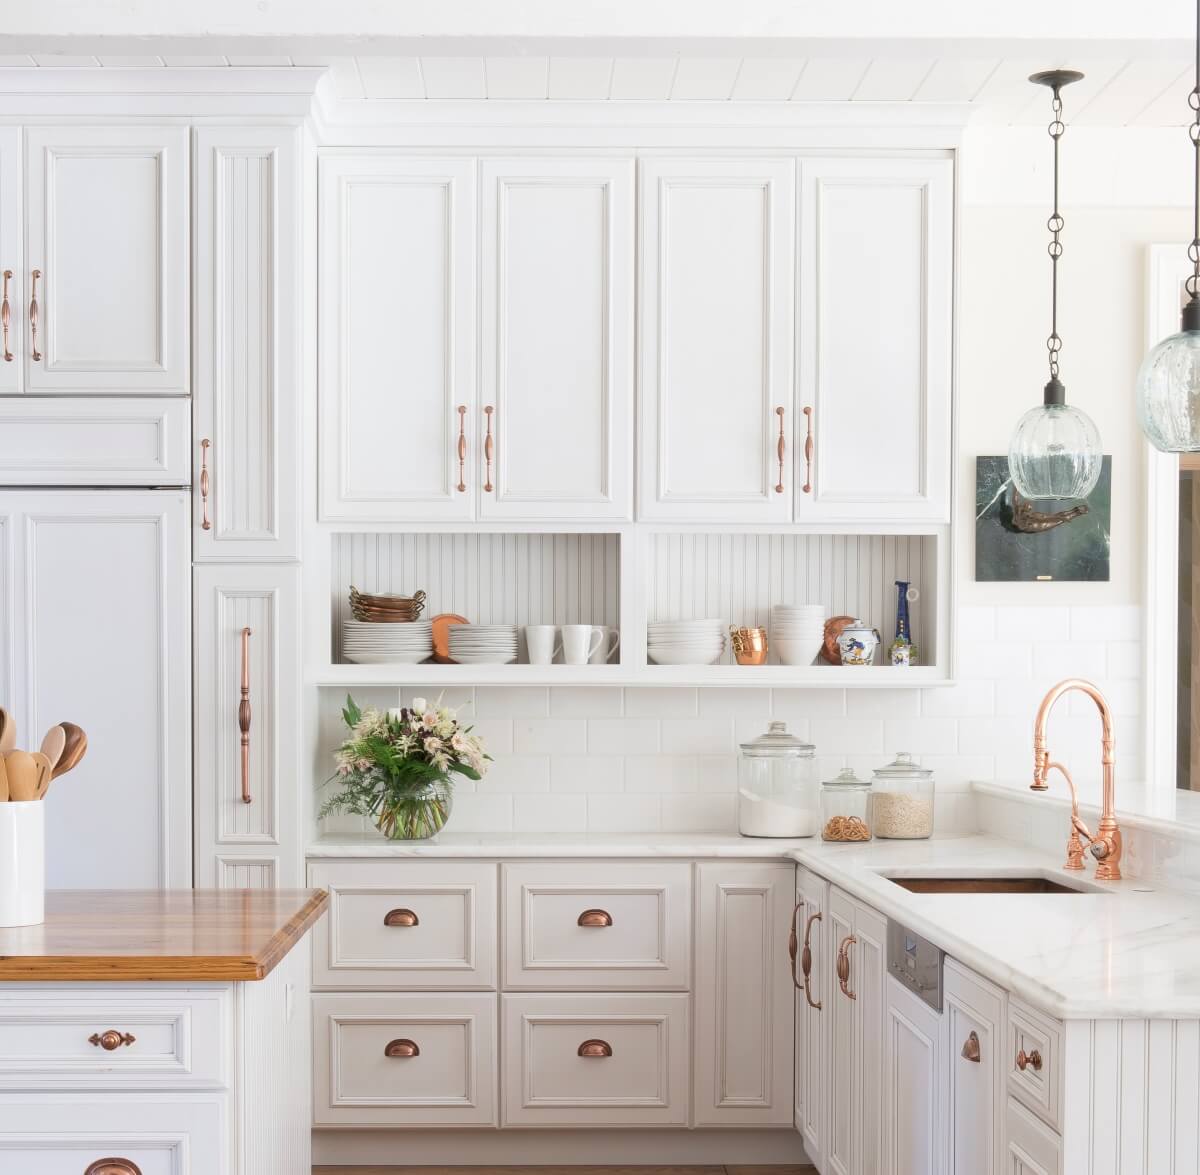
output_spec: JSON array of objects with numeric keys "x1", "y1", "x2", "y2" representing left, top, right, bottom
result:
[{"x1": 315, "y1": 1167, "x2": 816, "y2": 1175}]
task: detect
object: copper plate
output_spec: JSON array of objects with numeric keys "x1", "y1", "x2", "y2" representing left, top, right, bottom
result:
[
  {"x1": 821, "y1": 615, "x2": 855, "y2": 665},
  {"x1": 431, "y1": 613, "x2": 469, "y2": 663}
]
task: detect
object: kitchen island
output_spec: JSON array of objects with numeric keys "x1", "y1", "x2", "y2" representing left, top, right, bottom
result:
[{"x1": 0, "y1": 888, "x2": 327, "y2": 1175}]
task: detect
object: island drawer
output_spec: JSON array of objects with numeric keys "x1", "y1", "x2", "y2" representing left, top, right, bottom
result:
[
  {"x1": 501, "y1": 862, "x2": 692, "y2": 990},
  {"x1": 0, "y1": 988, "x2": 230, "y2": 1091},
  {"x1": 1006, "y1": 997, "x2": 1062, "y2": 1131},
  {"x1": 309, "y1": 860, "x2": 498, "y2": 989},
  {"x1": 501, "y1": 993, "x2": 690, "y2": 1126},
  {"x1": 313, "y1": 992, "x2": 498, "y2": 1127}
]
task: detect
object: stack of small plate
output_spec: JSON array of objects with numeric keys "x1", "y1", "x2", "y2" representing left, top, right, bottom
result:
[
  {"x1": 342, "y1": 619, "x2": 434, "y2": 664},
  {"x1": 647, "y1": 619, "x2": 726, "y2": 665},
  {"x1": 771, "y1": 604, "x2": 825, "y2": 666},
  {"x1": 448, "y1": 624, "x2": 519, "y2": 665}
]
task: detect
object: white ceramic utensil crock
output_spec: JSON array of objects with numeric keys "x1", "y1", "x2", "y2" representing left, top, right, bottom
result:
[{"x1": 0, "y1": 799, "x2": 44, "y2": 926}]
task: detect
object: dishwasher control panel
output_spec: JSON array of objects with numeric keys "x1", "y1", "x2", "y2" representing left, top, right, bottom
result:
[{"x1": 887, "y1": 919, "x2": 944, "y2": 1011}]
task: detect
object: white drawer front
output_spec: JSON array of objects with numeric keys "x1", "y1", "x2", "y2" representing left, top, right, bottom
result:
[
  {"x1": 502, "y1": 993, "x2": 690, "y2": 1126},
  {"x1": 309, "y1": 860, "x2": 498, "y2": 989},
  {"x1": 502, "y1": 862, "x2": 691, "y2": 990},
  {"x1": 1006, "y1": 998, "x2": 1062, "y2": 1132},
  {"x1": 313, "y1": 992, "x2": 497, "y2": 1127},
  {"x1": 0, "y1": 988, "x2": 229, "y2": 1091}
]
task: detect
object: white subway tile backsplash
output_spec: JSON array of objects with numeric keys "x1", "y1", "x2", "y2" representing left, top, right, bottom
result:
[
  {"x1": 884, "y1": 717, "x2": 959, "y2": 755},
  {"x1": 628, "y1": 687, "x2": 699, "y2": 718},
  {"x1": 476, "y1": 755, "x2": 551, "y2": 793},
  {"x1": 475, "y1": 686, "x2": 549, "y2": 718},
  {"x1": 1032, "y1": 641, "x2": 1106, "y2": 680},
  {"x1": 696, "y1": 755, "x2": 738, "y2": 792},
  {"x1": 811, "y1": 718, "x2": 885, "y2": 754},
  {"x1": 1106, "y1": 642, "x2": 1142, "y2": 680},
  {"x1": 994, "y1": 606, "x2": 1071, "y2": 641},
  {"x1": 660, "y1": 718, "x2": 736, "y2": 755},
  {"x1": 624, "y1": 754, "x2": 699, "y2": 793},
  {"x1": 698, "y1": 687, "x2": 773, "y2": 717},
  {"x1": 958, "y1": 641, "x2": 1033, "y2": 679},
  {"x1": 587, "y1": 793, "x2": 661, "y2": 832},
  {"x1": 846, "y1": 688, "x2": 921, "y2": 719},
  {"x1": 449, "y1": 793, "x2": 515, "y2": 833},
  {"x1": 551, "y1": 755, "x2": 625, "y2": 793},
  {"x1": 920, "y1": 681, "x2": 994, "y2": 718},
  {"x1": 550, "y1": 687, "x2": 624, "y2": 717},
  {"x1": 1069, "y1": 605, "x2": 1142, "y2": 643},
  {"x1": 956, "y1": 605, "x2": 997, "y2": 642},
  {"x1": 515, "y1": 793, "x2": 588, "y2": 832},
  {"x1": 513, "y1": 718, "x2": 586, "y2": 754},
  {"x1": 587, "y1": 718, "x2": 660, "y2": 755},
  {"x1": 661, "y1": 793, "x2": 736, "y2": 833},
  {"x1": 470, "y1": 718, "x2": 515, "y2": 755},
  {"x1": 772, "y1": 688, "x2": 846, "y2": 719}
]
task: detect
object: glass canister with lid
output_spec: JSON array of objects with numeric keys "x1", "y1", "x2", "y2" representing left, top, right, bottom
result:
[
  {"x1": 737, "y1": 721, "x2": 819, "y2": 838},
  {"x1": 820, "y1": 769, "x2": 873, "y2": 842},
  {"x1": 871, "y1": 752, "x2": 935, "y2": 839}
]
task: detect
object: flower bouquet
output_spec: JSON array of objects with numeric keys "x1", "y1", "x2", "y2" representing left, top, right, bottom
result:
[{"x1": 321, "y1": 695, "x2": 490, "y2": 840}]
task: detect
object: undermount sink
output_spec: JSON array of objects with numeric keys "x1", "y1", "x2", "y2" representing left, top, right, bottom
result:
[{"x1": 886, "y1": 875, "x2": 1101, "y2": 895}]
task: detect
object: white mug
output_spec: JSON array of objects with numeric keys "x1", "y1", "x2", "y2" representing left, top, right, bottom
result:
[
  {"x1": 561, "y1": 624, "x2": 604, "y2": 666},
  {"x1": 524, "y1": 625, "x2": 561, "y2": 666},
  {"x1": 588, "y1": 626, "x2": 621, "y2": 664}
]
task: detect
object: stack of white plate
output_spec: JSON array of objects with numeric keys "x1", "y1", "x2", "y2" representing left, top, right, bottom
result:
[
  {"x1": 342, "y1": 619, "x2": 434, "y2": 664},
  {"x1": 647, "y1": 619, "x2": 726, "y2": 665},
  {"x1": 771, "y1": 605, "x2": 825, "y2": 666},
  {"x1": 448, "y1": 624, "x2": 519, "y2": 665}
]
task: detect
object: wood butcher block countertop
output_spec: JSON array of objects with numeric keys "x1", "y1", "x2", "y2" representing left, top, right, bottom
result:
[{"x1": 0, "y1": 889, "x2": 328, "y2": 982}]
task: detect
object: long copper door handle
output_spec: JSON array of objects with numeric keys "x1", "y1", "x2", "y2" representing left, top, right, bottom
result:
[
  {"x1": 239, "y1": 626, "x2": 252, "y2": 804},
  {"x1": 29, "y1": 268, "x2": 41, "y2": 362},
  {"x1": 1, "y1": 269, "x2": 12, "y2": 362},
  {"x1": 836, "y1": 933, "x2": 856, "y2": 1000},
  {"x1": 802, "y1": 405, "x2": 814, "y2": 493},
  {"x1": 384, "y1": 1038, "x2": 420, "y2": 1058},
  {"x1": 775, "y1": 406, "x2": 786, "y2": 493},
  {"x1": 577, "y1": 908, "x2": 613, "y2": 927},
  {"x1": 456, "y1": 405, "x2": 467, "y2": 492},
  {"x1": 962, "y1": 1031, "x2": 981, "y2": 1063},
  {"x1": 787, "y1": 899, "x2": 803, "y2": 988},
  {"x1": 85, "y1": 1162, "x2": 143, "y2": 1175},
  {"x1": 200, "y1": 439, "x2": 212, "y2": 530},
  {"x1": 577, "y1": 1039, "x2": 613, "y2": 1058},
  {"x1": 383, "y1": 908, "x2": 419, "y2": 927},
  {"x1": 483, "y1": 405, "x2": 495, "y2": 493},
  {"x1": 802, "y1": 911, "x2": 823, "y2": 1011}
]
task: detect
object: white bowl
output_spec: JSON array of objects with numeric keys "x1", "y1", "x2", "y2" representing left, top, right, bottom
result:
[
  {"x1": 774, "y1": 638, "x2": 822, "y2": 666},
  {"x1": 648, "y1": 646, "x2": 725, "y2": 666}
]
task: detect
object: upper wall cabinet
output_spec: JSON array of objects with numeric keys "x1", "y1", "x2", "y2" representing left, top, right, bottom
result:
[
  {"x1": 478, "y1": 158, "x2": 634, "y2": 522},
  {"x1": 639, "y1": 157, "x2": 796, "y2": 523},
  {"x1": 194, "y1": 127, "x2": 302, "y2": 560},
  {"x1": 0, "y1": 129, "x2": 19, "y2": 395},
  {"x1": 319, "y1": 155, "x2": 477, "y2": 523},
  {"x1": 798, "y1": 158, "x2": 953, "y2": 524},
  {"x1": 24, "y1": 126, "x2": 189, "y2": 394}
]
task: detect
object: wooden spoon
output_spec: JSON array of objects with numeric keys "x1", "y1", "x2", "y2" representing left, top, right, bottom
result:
[
  {"x1": 39, "y1": 725, "x2": 66, "y2": 772},
  {"x1": 0, "y1": 755, "x2": 9, "y2": 802},
  {"x1": 0, "y1": 708, "x2": 15, "y2": 755},
  {"x1": 30, "y1": 751, "x2": 52, "y2": 799},
  {"x1": 52, "y1": 722, "x2": 88, "y2": 779},
  {"x1": 5, "y1": 751, "x2": 39, "y2": 801}
]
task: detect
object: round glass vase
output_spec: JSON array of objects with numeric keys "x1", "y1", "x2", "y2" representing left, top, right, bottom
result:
[{"x1": 376, "y1": 777, "x2": 453, "y2": 840}]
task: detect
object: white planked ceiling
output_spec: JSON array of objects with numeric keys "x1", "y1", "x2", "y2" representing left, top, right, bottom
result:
[{"x1": 0, "y1": 53, "x2": 1194, "y2": 125}]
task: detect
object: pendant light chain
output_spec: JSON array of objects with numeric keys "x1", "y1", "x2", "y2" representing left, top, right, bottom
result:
[
  {"x1": 1047, "y1": 87, "x2": 1065, "y2": 381},
  {"x1": 1189, "y1": 0, "x2": 1200, "y2": 300}
]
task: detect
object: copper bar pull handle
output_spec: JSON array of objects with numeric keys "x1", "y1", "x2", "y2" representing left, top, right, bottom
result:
[
  {"x1": 200, "y1": 439, "x2": 212, "y2": 531},
  {"x1": 456, "y1": 405, "x2": 467, "y2": 492},
  {"x1": 836, "y1": 933, "x2": 856, "y2": 1000},
  {"x1": 29, "y1": 268, "x2": 41, "y2": 362},
  {"x1": 86, "y1": 1162, "x2": 143, "y2": 1175},
  {"x1": 89, "y1": 1030, "x2": 136, "y2": 1051},
  {"x1": 384, "y1": 1038, "x2": 420, "y2": 1058},
  {"x1": 1, "y1": 269, "x2": 12, "y2": 362},
  {"x1": 577, "y1": 908, "x2": 612, "y2": 928},
  {"x1": 802, "y1": 405, "x2": 814, "y2": 493},
  {"x1": 383, "y1": 908, "x2": 419, "y2": 927},
  {"x1": 239, "y1": 626, "x2": 252, "y2": 804},
  {"x1": 1016, "y1": 1048, "x2": 1042, "y2": 1072},
  {"x1": 483, "y1": 405, "x2": 495, "y2": 493},
  {"x1": 775, "y1": 406, "x2": 787, "y2": 493},
  {"x1": 802, "y1": 911, "x2": 823, "y2": 1011},
  {"x1": 577, "y1": 1039, "x2": 613, "y2": 1058},
  {"x1": 962, "y1": 1031, "x2": 981, "y2": 1063},
  {"x1": 787, "y1": 899, "x2": 803, "y2": 989}
]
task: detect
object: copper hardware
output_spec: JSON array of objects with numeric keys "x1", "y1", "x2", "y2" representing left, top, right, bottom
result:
[
  {"x1": 730, "y1": 625, "x2": 768, "y2": 666},
  {"x1": 775, "y1": 406, "x2": 786, "y2": 493},
  {"x1": 801, "y1": 405, "x2": 814, "y2": 493},
  {"x1": 239, "y1": 626, "x2": 252, "y2": 805},
  {"x1": 456, "y1": 405, "x2": 467, "y2": 492},
  {"x1": 1032, "y1": 679, "x2": 1122, "y2": 880},
  {"x1": 200, "y1": 439, "x2": 212, "y2": 531},
  {"x1": 962, "y1": 1031, "x2": 981, "y2": 1063},
  {"x1": 483, "y1": 405, "x2": 495, "y2": 493},
  {"x1": 29, "y1": 268, "x2": 41, "y2": 362},
  {"x1": 383, "y1": 908, "x2": 419, "y2": 927},
  {"x1": 577, "y1": 1039, "x2": 613, "y2": 1058},
  {"x1": 787, "y1": 900, "x2": 802, "y2": 989},
  {"x1": 1016, "y1": 1047, "x2": 1043, "y2": 1073},
  {"x1": 85, "y1": 1162, "x2": 143, "y2": 1175},
  {"x1": 836, "y1": 933, "x2": 856, "y2": 1000},
  {"x1": 88, "y1": 1030, "x2": 136, "y2": 1051},
  {"x1": 384, "y1": 1038, "x2": 420, "y2": 1058},
  {"x1": 1, "y1": 269, "x2": 12, "y2": 362},
  {"x1": 802, "y1": 911, "x2": 823, "y2": 1011},
  {"x1": 577, "y1": 908, "x2": 613, "y2": 928}
]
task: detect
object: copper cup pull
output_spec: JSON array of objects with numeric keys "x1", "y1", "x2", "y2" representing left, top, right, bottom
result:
[
  {"x1": 802, "y1": 910, "x2": 823, "y2": 1011},
  {"x1": 456, "y1": 404, "x2": 467, "y2": 493},
  {"x1": 239, "y1": 626, "x2": 252, "y2": 804},
  {"x1": 577, "y1": 908, "x2": 612, "y2": 928},
  {"x1": 88, "y1": 1030, "x2": 136, "y2": 1051},
  {"x1": 577, "y1": 1038, "x2": 612, "y2": 1058},
  {"x1": 200, "y1": 439, "x2": 212, "y2": 531},
  {"x1": 802, "y1": 405, "x2": 814, "y2": 493},
  {"x1": 1, "y1": 269, "x2": 12, "y2": 362},
  {"x1": 85, "y1": 1162, "x2": 143, "y2": 1175},
  {"x1": 483, "y1": 405, "x2": 495, "y2": 493},
  {"x1": 775, "y1": 405, "x2": 787, "y2": 493},
  {"x1": 29, "y1": 268, "x2": 41, "y2": 363},
  {"x1": 836, "y1": 933, "x2": 856, "y2": 1000},
  {"x1": 962, "y1": 1031, "x2": 981, "y2": 1063},
  {"x1": 384, "y1": 908, "x2": 419, "y2": 927},
  {"x1": 1016, "y1": 1047, "x2": 1042, "y2": 1072},
  {"x1": 384, "y1": 1038, "x2": 420, "y2": 1058}
]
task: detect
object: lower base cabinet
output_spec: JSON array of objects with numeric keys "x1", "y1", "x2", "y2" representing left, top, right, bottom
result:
[
  {"x1": 945, "y1": 959, "x2": 1005, "y2": 1175},
  {"x1": 882, "y1": 974, "x2": 946, "y2": 1175},
  {"x1": 1005, "y1": 1097, "x2": 1061, "y2": 1175}
]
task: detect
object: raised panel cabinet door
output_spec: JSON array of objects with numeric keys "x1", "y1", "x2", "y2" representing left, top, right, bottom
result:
[
  {"x1": 3, "y1": 490, "x2": 191, "y2": 889},
  {"x1": 24, "y1": 126, "x2": 189, "y2": 393},
  {"x1": 639, "y1": 157, "x2": 795, "y2": 522},
  {"x1": 795, "y1": 867, "x2": 829, "y2": 1172},
  {"x1": 883, "y1": 974, "x2": 947, "y2": 1175},
  {"x1": 1004, "y1": 1098, "x2": 1062, "y2": 1175},
  {"x1": 479, "y1": 158, "x2": 634, "y2": 521},
  {"x1": 945, "y1": 959, "x2": 1006, "y2": 1175},
  {"x1": 853, "y1": 898, "x2": 888, "y2": 1175},
  {"x1": 798, "y1": 158, "x2": 953, "y2": 523},
  {"x1": 193, "y1": 127, "x2": 302, "y2": 560},
  {"x1": 694, "y1": 862, "x2": 794, "y2": 1126},
  {"x1": 193, "y1": 564, "x2": 301, "y2": 889},
  {"x1": 826, "y1": 888, "x2": 856, "y2": 1175},
  {"x1": 319, "y1": 155, "x2": 477, "y2": 521},
  {"x1": 0, "y1": 127, "x2": 20, "y2": 393}
]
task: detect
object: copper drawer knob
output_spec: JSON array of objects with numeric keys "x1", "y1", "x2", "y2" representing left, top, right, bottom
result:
[
  {"x1": 88, "y1": 1030, "x2": 136, "y2": 1051},
  {"x1": 383, "y1": 908, "x2": 419, "y2": 928},
  {"x1": 962, "y1": 1031, "x2": 981, "y2": 1063},
  {"x1": 1016, "y1": 1047, "x2": 1043, "y2": 1072},
  {"x1": 86, "y1": 1162, "x2": 143, "y2": 1175},
  {"x1": 577, "y1": 908, "x2": 612, "y2": 928},
  {"x1": 384, "y1": 1038, "x2": 420, "y2": 1058},
  {"x1": 577, "y1": 1038, "x2": 613, "y2": 1058}
]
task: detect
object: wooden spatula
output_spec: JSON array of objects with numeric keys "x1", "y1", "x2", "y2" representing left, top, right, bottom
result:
[
  {"x1": 5, "y1": 751, "x2": 39, "y2": 801},
  {"x1": 0, "y1": 755, "x2": 9, "y2": 802},
  {"x1": 0, "y1": 708, "x2": 15, "y2": 755},
  {"x1": 30, "y1": 752, "x2": 51, "y2": 799},
  {"x1": 39, "y1": 725, "x2": 66, "y2": 772},
  {"x1": 52, "y1": 723, "x2": 87, "y2": 780}
]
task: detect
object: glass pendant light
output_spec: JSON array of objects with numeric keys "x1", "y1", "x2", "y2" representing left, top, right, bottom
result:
[
  {"x1": 1008, "y1": 70, "x2": 1103, "y2": 501},
  {"x1": 1136, "y1": 0, "x2": 1200, "y2": 451}
]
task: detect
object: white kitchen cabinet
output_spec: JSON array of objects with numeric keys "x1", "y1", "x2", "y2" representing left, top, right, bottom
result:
[
  {"x1": 638, "y1": 157, "x2": 796, "y2": 523},
  {"x1": 694, "y1": 862, "x2": 794, "y2": 1126},
  {"x1": 193, "y1": 127, "x2": 302, "y2": 560},
  {"x1": 319, "y1": 155, "x2": 477, "y2": 522},
  {"x1": 795, "y1": 866, "x2": 829, "y2": 1170},
  {"x1": 193, "y1": 564, "x2": 301, "y2": 889},
  {"x1": 0, "y1": 489, "x2": 190, "y2": 888},
  {"x1": 797, "y1": 158, "x2": 952, "y2": 523},
  {"x1": 0, "y1": 128, "x2": 20, "y2": 394},
  {"x1": 883, "y1": 974, "x2": 947, "y2": 1175},
  {"x1": 24, "y1": 126, "x2": 189, "y2": 394},
  {"x1": 479, "y1": 158, "x2": 634, "y2": 522},
  {"x1": 945, "y1": 959, "x2": 1005, "y2": 1175},
  {"x1": 1005, "y1": 1098, "x2": 1061, "y2": 1175}
]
